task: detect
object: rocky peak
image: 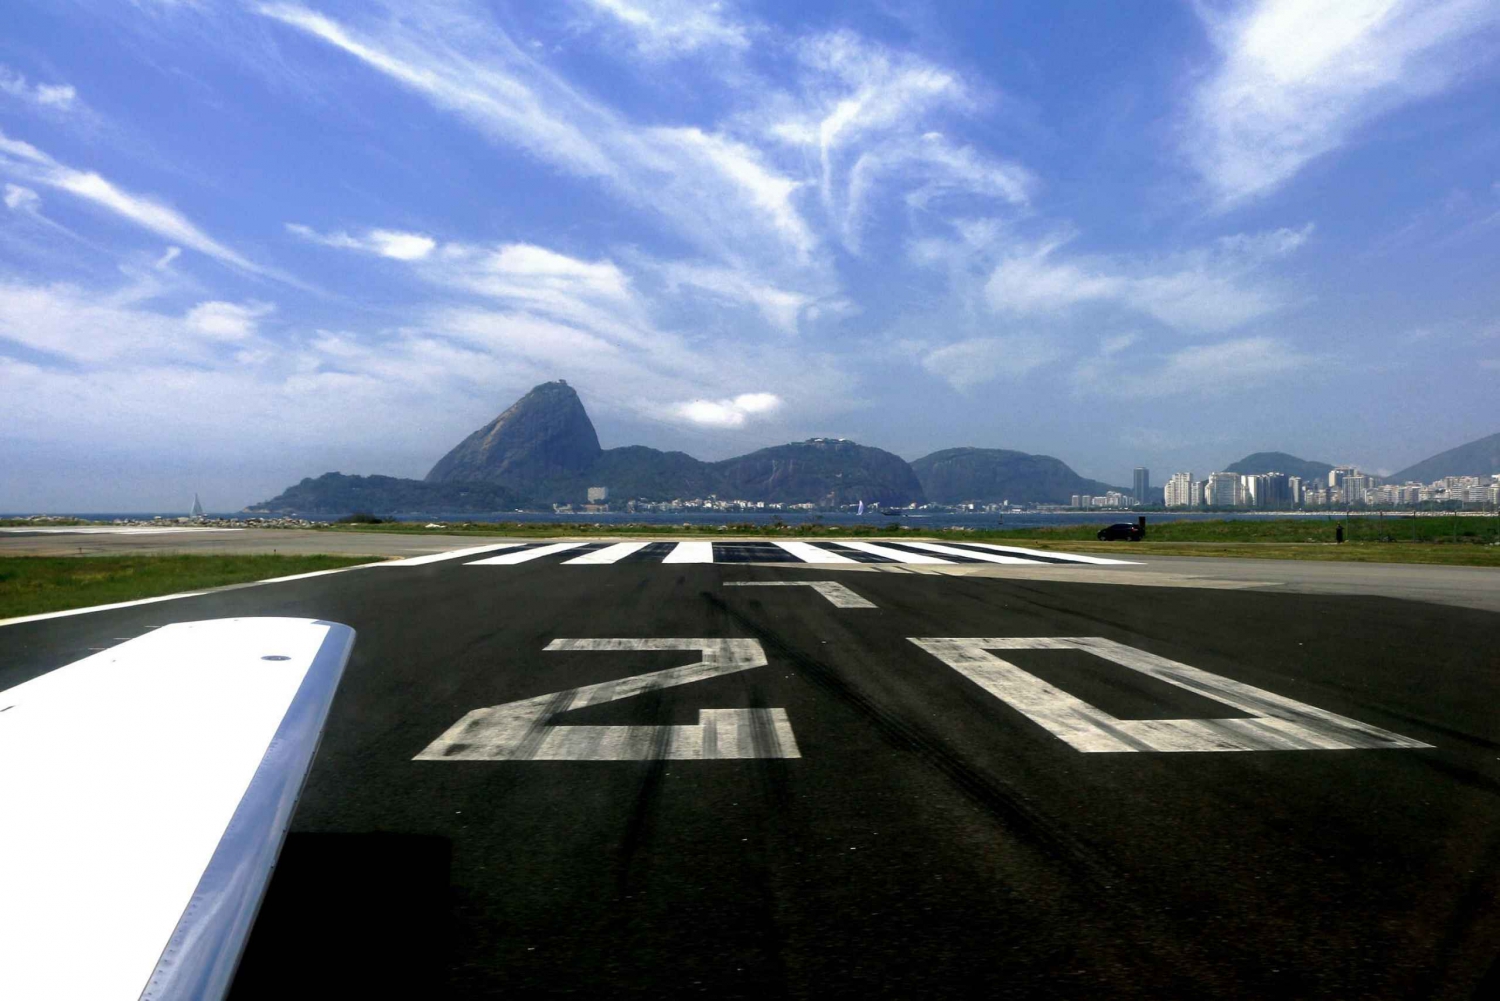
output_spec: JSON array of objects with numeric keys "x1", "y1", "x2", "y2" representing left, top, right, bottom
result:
[{"x1": 425, "y1": 380, "x2": 602, "y2": 487}]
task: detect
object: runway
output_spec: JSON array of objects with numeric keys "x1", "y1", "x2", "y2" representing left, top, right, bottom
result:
[{"x1": 3, "y1": 544, "x2": 1498, "y2": 998}]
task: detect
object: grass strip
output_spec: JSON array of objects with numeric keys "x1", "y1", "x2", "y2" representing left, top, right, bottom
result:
[{"x1": 0, "y1": 554, "x2": 373, "y2": 619}]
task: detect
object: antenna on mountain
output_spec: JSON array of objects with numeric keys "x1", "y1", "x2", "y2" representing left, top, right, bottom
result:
[{"x1": 190, "y1": 493, "x2": 204, "y2": 519}]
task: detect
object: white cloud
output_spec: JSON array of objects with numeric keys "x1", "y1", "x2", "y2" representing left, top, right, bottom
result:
[
  {"x1": 579, "y1": 0, "x2": 750, "y2": 58},
  {"x1": 984, "y1": 225, "x2": 1311, "y2": 334},
  {"x1": 257, "y1": 2, "x2": 816, "y2": 278},
  {"x1": 3, "y1": 183, "x2": 40, "y2": 212},
  {"x1": 1186, "y1": 0, "x2": 1500, "y2": 207},
  {"x1": 0, "y1": 67, "x2": 78, "y2": 111},
  {"x1": 287, "y1": 223, "x2": 436, "y2": 260},
  {"x1": 660, "y1": 262, "x2": 810, "y2": 333},
  {"x1": 921, "y1": 335, "x2": 1062, "y2": 391},
  {"x1": 0, "y1": 127, "x2": 259, "y2": 271},
  {"x1": 184, "y1": 300, "x2": 274, "y2": 339},
  {"x1": 0, "y1": 277, "x2": 274, "y2": 362},
  {"x1": 673, "y1": 392, "x2": 782, "y2": 428},
  {"x1": 1073, "y1": 336, "x2": 1316, "y2": 399}
]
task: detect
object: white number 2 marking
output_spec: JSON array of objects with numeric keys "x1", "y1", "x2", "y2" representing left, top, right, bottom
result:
[
  {"x1": 910, "y1": 637, "x2": 1432, "y2": 753},
  {"x1": 415, "y1": 639, "x2": 800, "y2": 761}
]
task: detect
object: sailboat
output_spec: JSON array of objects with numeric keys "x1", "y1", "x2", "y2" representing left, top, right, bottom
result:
[
  {"x1": 190, "y1": 493, "x2": 204, "y2": 518},
  {"x1": 857, "y1": 500, "x2": 864, "y2": 516}
]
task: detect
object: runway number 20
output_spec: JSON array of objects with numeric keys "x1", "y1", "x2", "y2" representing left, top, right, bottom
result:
[
  {"x1": 415, "y1": 639, "x2": 800, "y2": 761},
  {"x1": 415, "y1": 635, "x2": 1429, "y2": 762},
  {"x1": 910, "y1": 637, "x2": 1431, "y2": 753}
]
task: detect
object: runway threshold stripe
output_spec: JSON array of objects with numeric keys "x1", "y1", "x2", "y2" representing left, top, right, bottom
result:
[
  {"x1": 958, "y1": 542, "x2": 1138, "y2": 565},
  {"x1": 772, "y1": 540, "x2": 859, "y2": 564},
  {"x1": 810, "y1": 542, "x2": 902, "y2": 563},
  {"x1": 894, "y1": 541, "x2": 1051, "y2": 565},
  {"x1": 837, "y1": 540, "x2": 955, "y2": 564},
  {"x1": 662, "y1": 541, "x2": 715, "y2": 564},
  {"x1": 380, "y1": 543, "x2": 526, "y2": 566},
  {"x1": 466, "y1": 542, "x2": 588, "y2": 565},
  {"x1": 563, "y1": 542, "x2": 650, "y2": 564}
]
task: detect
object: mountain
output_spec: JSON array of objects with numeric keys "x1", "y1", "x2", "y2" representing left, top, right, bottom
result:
[
  {"x1": 714, "y1": 439, "x2": 924, "y2": 505},
  {"x1": 911, "y1": 447, "x2": 1120, "y2": 504},
  {"x1": 1224, "y1": 452, "x2": 1334, "y2": 482},
  {"x1": 249, "y1": 473, "x2": 527, "y2": 516},
  {"x1": 426, "y1": 380, "x2": 601, "y2": 488},
  {"x1": 1391, "y1": 431, "x2": 1500, "y2": 483},
  {"x1": 254, "y1": 382, "x2": 926, "y2": 512}
]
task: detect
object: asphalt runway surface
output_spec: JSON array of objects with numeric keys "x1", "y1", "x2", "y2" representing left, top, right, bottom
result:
[{"x1": 4, "y1": 545, "x2": 1499, "y2": 998}]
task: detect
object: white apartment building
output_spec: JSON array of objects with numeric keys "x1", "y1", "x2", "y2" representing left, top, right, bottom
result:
[
  {"x1": 1205, "y1": 471, "x2": 1240, "y2": 507},
  {"x1": 1164, "y1": 472, "x2": 1194, "y2": 508}
]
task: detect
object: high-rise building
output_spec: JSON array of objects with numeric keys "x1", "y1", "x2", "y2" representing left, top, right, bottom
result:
[
  {"x1": 1329, "y1": 465, "x2": 1358, "y2": 489},
  {"x1": 1164, "y1": 472, "x2": 1194, "y2": 508},
  {"x1": 1205, "y1": 471, "x2": 1240, "y2": 507},
  {"x1": 1189, "y1": 478, "x2": 1204, "y2": 507},
  {"x1": 1133, "y1": 467, "x2": 1150, "y2": 504},
  {"x1": 1288, "y1": 476, "x2": 1303, "y2": 507}
]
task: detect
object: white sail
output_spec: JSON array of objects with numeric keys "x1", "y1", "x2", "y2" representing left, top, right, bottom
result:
[
  {"x1": 857, "y1": 500, "x2": 864, "y2": 516},
  {"x1": 190, "y1": 493, "x2": 204, "y2": 518}
]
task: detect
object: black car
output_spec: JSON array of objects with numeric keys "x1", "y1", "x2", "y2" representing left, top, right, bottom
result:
[{"x1": 1097, "y1": 522, "x2": 1144, "y2": 541}]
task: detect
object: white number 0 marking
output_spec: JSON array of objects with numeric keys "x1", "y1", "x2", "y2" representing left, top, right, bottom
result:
[
  {"x1": 415, "y1": 639, "x2": 800, "y2": 761},
  {"x1": 910, "y1": 637, "x2": 1431, "y2": 753}
]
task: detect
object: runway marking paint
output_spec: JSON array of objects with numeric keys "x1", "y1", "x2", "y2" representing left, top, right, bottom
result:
[
  {"x1": 910, "y1": 637, "x2": 1433, "y2": 753},
  {"x1": 414, "y1": 638, "x2": 800, "y2": 761}
]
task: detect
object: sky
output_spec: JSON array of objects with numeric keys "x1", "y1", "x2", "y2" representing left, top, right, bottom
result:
[{"x1": 2, "y1": 0, "x2": 1499, "y2": 511}]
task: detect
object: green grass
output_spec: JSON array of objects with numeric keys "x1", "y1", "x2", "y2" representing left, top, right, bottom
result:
[
  {"x1": 0, "y1": 554, "x2": 374, "y2": 619},
  {"x1": 0, "y1": 518, "x2": 90, "y2": 527}
]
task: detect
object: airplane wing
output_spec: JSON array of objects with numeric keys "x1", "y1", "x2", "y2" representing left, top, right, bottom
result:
[{"x1": 0, "y1": 617, "x2": 356, "y2": 1001}]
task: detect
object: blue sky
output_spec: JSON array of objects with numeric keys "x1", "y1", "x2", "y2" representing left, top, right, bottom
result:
[{"x1": 2, "y1": 0, "x2": 1499, "y2": 511}]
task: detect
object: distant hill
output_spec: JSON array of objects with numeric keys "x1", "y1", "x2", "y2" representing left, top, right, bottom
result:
[
  {"x1": 249, "y1": 473, "x2": 528, "y2": 516},
  {"x1": 715, "y1": 439, "x2": 924, "y2": 505},
  {"x1": 1224, "y1": 452, "x2": 1333, "y2": 482},
  {"x1": 254, "y1": 382, "x2": 926, "y2": 512},
  {"x1": 1392, "y1": 431, "x2": 1500, "y2": 482},
  {"x1": 911, "y1": 447, "x2": 1120, "y2": 504}
]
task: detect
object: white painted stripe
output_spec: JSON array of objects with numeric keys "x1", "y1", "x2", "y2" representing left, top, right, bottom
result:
[
  {"x1": 962, "y1": 543, "x2": 1137, "y2": 566},
  {"x1": 0, "y1": 619, "x2": 340, "y2": 1001},
  {"x1": 252, "y1": 563, "x2": 383, "y2": 583},
  {"x1": 379, "y1": 542, "x2": 525, "y2": 566},
  {"x1": 896, "y1": 541, "x2": 1040, "y2": 564},
  {"x1": 562, "y1": 541, "x2": 650, "y2": 565},
  {"x1": 465, "y1": 541, "x2": 587, "y2": 565},
  {"x1": 771, "y1": 540, "x2": 859, "y2": 564},
  {"x1": 725, "y1": 580, "x2": 876, "y2": 608},
  {"x1": 910, "y1": 636, "x2": 1431, "y2": 753},
  {"x1": 0, "y1": 591, "x2": 212, "y2": 629},
  {"x1": 838, "y1": 540, "x2": 954, "y2": 564},
  {"x1": 416, "y1": 638, "x2": 800, "y2": 761},
  {"x1": 662, "y1": 540, "x2": 714, "y2": 564}
]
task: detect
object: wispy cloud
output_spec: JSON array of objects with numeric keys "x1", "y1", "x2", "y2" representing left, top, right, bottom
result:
[
  {"x1": 0, "y1": 66, "x2": 78, "y2": 111},
  {"x1": 3, "y1": 183, "x2": 41, "y2": 213},
  {"x1": 287, "y1": 223, "x2": 436, "y2": 260},
  {"x1": 1186, "y1": 0, "x2": 1500, "y2": 208},
  {"x1": 577, "y1": 0, "x2": 751, "y2": 59},
  {"x1": 0, "y1": 126, "x2": 260, "y2": 271},
  {"x1": 921, "y1": 334, "x2": 1062, "y2": 391},
  {"x1": 984, "y1": 224, "x2": 1313, "y2": 334},
  {"x1": 1072, "y1": 335, "x2": 1317, "y2": 399},
  {"x1": 256, "y1": 2, "x2": 818, "y2": 277},
  {"x1": 0, "y1": 275, "x2": 273, "y2": 362}
]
